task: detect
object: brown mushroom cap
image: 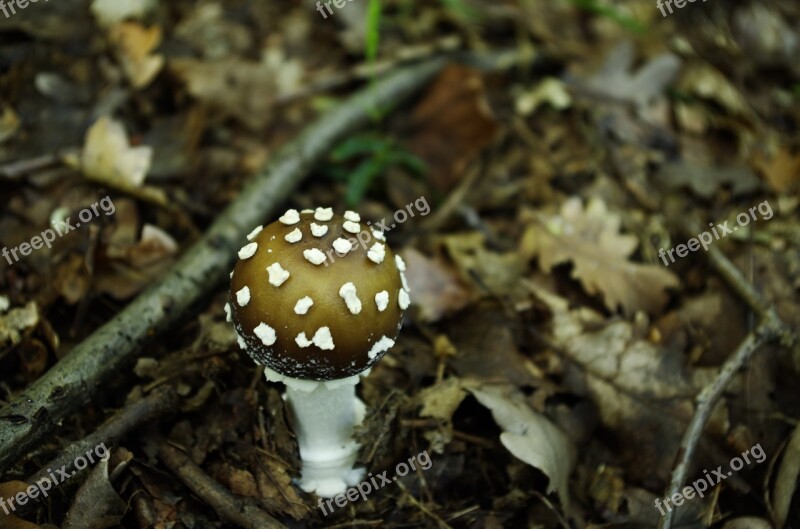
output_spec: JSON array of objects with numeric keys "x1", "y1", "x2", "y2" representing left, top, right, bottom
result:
[{"x1": 229, "y1": 208, "x2": 409, "y2": 380}]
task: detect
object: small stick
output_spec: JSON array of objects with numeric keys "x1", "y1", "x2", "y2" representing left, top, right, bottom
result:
[
  {"x1": 27, "y1": 385, "x2": 178, "y2": 484},
  {"x1": 658, "y1": 220, "x2": 795, "y2": 529},
  {"x1": 158, "y1": 440, "x2": 286, "y2": 529}
]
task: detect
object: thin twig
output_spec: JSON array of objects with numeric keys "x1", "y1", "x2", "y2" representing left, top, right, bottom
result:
[
  {"x1": 658, "y1": 220, "x2": 796, "y2": 529},
  {"x1": 27, "y1": 385, "x2": 178, "y2": 485},
  {"x1": 395, "y1": 480, "x2": 452, "y2": 529},
  {"x1": 158, "y1": 440, "x2": 285, "y2": 529}
]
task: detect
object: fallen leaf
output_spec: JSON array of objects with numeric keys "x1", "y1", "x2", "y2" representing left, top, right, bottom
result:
[
  {"x1": 90, "y1": 0, "x2": 154, "y2": 27},
  {"x1": 659, "y1": 162, "x2": 761, "y2": 198},
  {"x1": 408, "y1": 64, "x2": 499, "y2": 191},
  {"x1": 753, "y1": 147, "x2": 800, "y2": 193},
  {"x1": 522, "y1": 198, "x2": 679, "y2": 315},
  {"x1": 445, "y1": 307, "x2": 538, "y2": 387},
  {"x1": 170, "y1": 48, "x2": 303, "y2": 130},
  {"x1": 81, "y1": 116, "x2": 153, "y2": 188},
  {"x1": 442, "y1": 233, "x2": 527, "y2": 298},
  {"x1": 173, "y1": 3, "x2": 252, "y2": 60},
  {"x1": 678, "y1": 62, "x2": 755, "y2": 120},
  {"x1": 526, "y1": 282, "x2": 725, "y2": 484},
  {"x1": 772, "y1": 423, "x2": 800, "y2": 527},
  {"x1": 516, "y1": 77, "x2": 572, "y2": 115},
  {"x1": 416, "y1": 377, "x2": 468, "y2": 452},
  {"x1": 722, "y1": 518, "x2": 774, "y2": 529},
  {"x1": 400, "y1": 248, "x2": 470, "y2": 322},
  {"x1": 464, "y1": 381, "x2": 575, "y2": 507},
  {"x1": 581, "y1": 40, "x2": 681, "y2": 110},
  {"x1": 63, "y1": 457, "x2": 127, "y2": 529},
  {"x1": 0, "y1": 302, "x2": 39, "y2": 347},
  {"x1": 0, "y1": 105, "x2": 20, "y2": 144},
  {"x1": 108, "y1": 22, "x2": 165, "y2": 89},
  {"x1": 0, "y1": 481, "x2": 40, "y2": 529}
]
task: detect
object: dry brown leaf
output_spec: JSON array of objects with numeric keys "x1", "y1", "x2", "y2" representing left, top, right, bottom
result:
[
  {"x1": 416, "y1": 377, "x2": 468, "y2": 452},
  {"x1": 408, "y1": 64, "x2": 499, "y2": 191},
  {"x1": 515, "y1": 77, "x2": 572, "y2": 115},
  {"x1": 464, "y1": 381, "x2": 575, "y2": 507},
  {"x1": 400, "y1": 248, "x2": 470, "y2": 322},
  {"x1": 659, "y1": 162, "x2": 761, "y2": 199},
  {"x1": 96, "y1": 224, "x2": 177, "y2": 299},
  {"x1": 254, "y1": 459, "x2": 307, "y2": 520},
  {"x1": 91, "y1": 0, "x2": 154, "y2": 27},
  {"x1": 108, "y1": 22, "x2": 164, "y2": 89},
  {"x1": 0, "y1": 105, "x2": 20, "y2": 144},
  {"x1": 0, "y1": 481, "x2": 40, "y2": 529},
  {"x1": 0, "y1": 302, "x2": 38, "y2": 347},
  {"x1": 442, "y1": 232, "x2": 527, "y2": 298},
  {"x1": 522, "y1": 198, "x2": 679, "y2": 315},
  {"x1": 721, "y1": 518, "x2": 774, "y2": 529},
  {"x1": 753, "y1": 147, "x2": 800, "y2": 193},
  {"x1": 81, "y1": 116, "x2": 153, "y2": 188},
  {"x1": 771, "y1": 423, "x2": 800, "y2": 527},
  {"x1": 677, "y1": 62, "x2": 755, "y2": 120},
  {"x1": 581, "y1": 41, "x2": 681, "y2": 110},
  {"x1": 63, "y1": 458, "x2": 127, "y2": 529},
  {"x1": 170, "y1": 50, "x2": 302, "y2": 130},
  {"x1": 527, "y1": 282, "x2": 725, "y2": 484}
]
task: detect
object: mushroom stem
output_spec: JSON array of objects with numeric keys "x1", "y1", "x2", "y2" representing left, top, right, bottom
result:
[{"x1": 267, "y1": 370, "x2": 366, "y2": 497}]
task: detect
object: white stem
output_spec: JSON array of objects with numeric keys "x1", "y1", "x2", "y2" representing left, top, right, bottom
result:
[{"x1": 266, "y1": 369, "x2": 366, "y2": 497}]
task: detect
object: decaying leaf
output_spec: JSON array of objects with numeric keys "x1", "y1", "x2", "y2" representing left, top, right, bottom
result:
[
  {"x1": 0, "y1": 302, "x2": 39, "y2": 347},
  {"x1": 516, "y1": 77, "x2": 572, "y2": 116},
  {"x1": 677, "y1": 62, "x2": 755, "y2": 120},
  {"x1": 753, "y1": 146, "x2": 800, "y2": 193},
  {"x1": 90, "y1": 0, "x2": 154, "y2": 27},
  {"x1": 464, "y1": 380, "x2": 575, "y2": 507},
  {"x1": 0, "y1": 481, "x2": 40, "y2": 529},
  {"x1": 81, "y1": 116, "x2": 153, "y2": 189},
  {"x1": 400, "y1": 248, "x2": 470, "y2": 322},
  {"x1": 63, "y1": 455, "x2": 128, "y2": 529},
  {"x1": 0, "y1": 105, "x2": 20, "y2": 144},
  {"x1": 417, "y1": 377, "x2": 468, "y2": 452},
  {"x1": 660, "y1": 162, "x2": 761, "y2": 199},
  {"x1": 771, "y1": 423, "x2": 800, "y2": 527},
  {"x1": 108, "y1": 22, "x2": 165, "y2": 89},
  {"x1": 522, "y1": 198, "x2": 679, "y2": 315},
  {"x1": 170, "y1": 48, "x2": 303, "y2": 130},
  {"x1": 96, "y1": 224, "x2": 178, "y2": 299},
  {"x1": 581, "y1": 40, "x2": 681, "y2": 110},
  {"x1": 527, "y1": 282, "x2": 726, "y2": 484},
  {"x1": 408, "y1": 64, "x2": 499, "y2": 191},
  {"x1": 443, "y1": 232, "x2": 527, "y2": 298}
]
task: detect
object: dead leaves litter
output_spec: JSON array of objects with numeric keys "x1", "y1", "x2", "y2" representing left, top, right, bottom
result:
[{"x1": 522, "y1": 197, "x2": 679, "y2": 316}]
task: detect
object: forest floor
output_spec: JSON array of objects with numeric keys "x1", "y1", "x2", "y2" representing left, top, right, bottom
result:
[{"x1": 1, "y1": 0, "x2": 800, "y2": 528}]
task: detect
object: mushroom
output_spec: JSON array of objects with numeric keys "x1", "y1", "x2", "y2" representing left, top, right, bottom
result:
[{"x1": 227, "y1": 207, "x2": 410, "y2": 497}]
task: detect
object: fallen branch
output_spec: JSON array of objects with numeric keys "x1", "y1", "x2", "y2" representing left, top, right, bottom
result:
[
  {"x1": 0, "y1": 57, "x2": 445, "y2": 474},
  {"x1": 158, "y1": 440, "x2": 286, "y2": 529},
  {"x1": 0, "y1": 48, "x2": 537, "y2": 475},
  {"x1": 27, "y1": 385, "x2": 178, "y2": 485},
  {"x1": 658, "y1": 219, "x2": 796, "y2": 529}
]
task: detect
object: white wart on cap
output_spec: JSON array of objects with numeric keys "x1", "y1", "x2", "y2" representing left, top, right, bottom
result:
[{"x1": 229, "y1": 209, "x2": 409, "y2": 380}]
